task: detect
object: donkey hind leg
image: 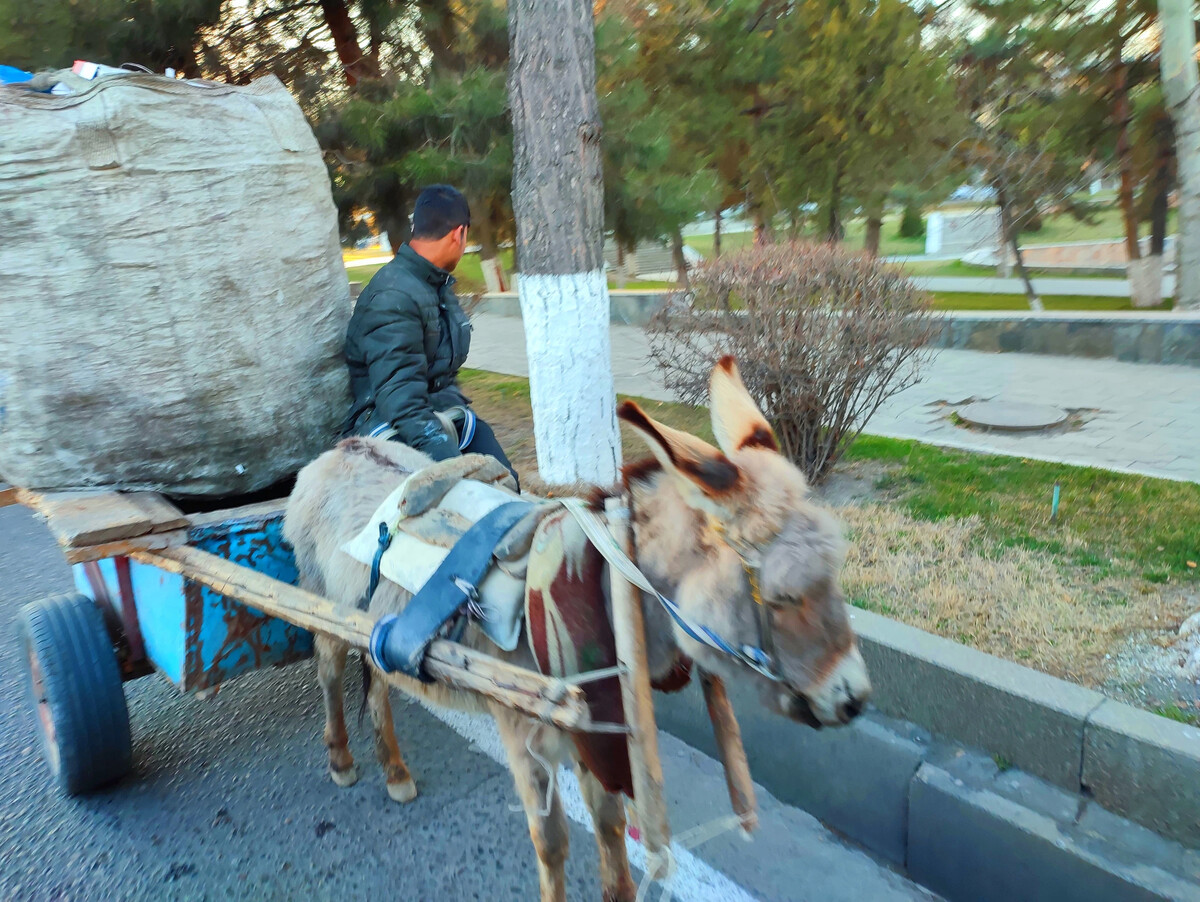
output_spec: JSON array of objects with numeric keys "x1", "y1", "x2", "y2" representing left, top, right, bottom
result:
[
  {"x1": 366, "y1": 665, "x2": 418, "y2": 803},
  {"x1": 316, "y1": 633, "x2": 357, "y2": 787},
  {"x1": 578, "y1": 765, "x2": 637, "y2": 902},
  {"x1": 493, "y1": 706, "x2": 571, "y2": 902}
]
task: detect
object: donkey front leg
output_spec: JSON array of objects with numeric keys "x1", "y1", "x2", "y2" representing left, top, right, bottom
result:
[
  {"x1": 493, "y1": 707, "x2": 571, "y2": 902},
  {"x1": 315, "y1": 633, "x2": 357, "y2": 787},
  {"x1": 578, "y1": 765, "x2": 636, "y2": 902},
  {"x1": 366, "y1": 666, "x2": 418, "y2": 802}
]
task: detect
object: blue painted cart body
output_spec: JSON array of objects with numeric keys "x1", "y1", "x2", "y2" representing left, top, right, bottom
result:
[{"x1": 72, "y1": 508, "x2": 313, "y2": 692}]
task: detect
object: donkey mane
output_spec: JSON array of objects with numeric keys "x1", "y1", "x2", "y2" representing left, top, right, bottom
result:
[{"x1": 584, "y1": 456, "x2": 665, "y2": 511}]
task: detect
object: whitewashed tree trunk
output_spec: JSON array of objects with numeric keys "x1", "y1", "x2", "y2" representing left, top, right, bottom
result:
[
  {"x1": 1128, "y1": 255, "x2": 1165, "y2": 308},
  {"x1": 1160, "y1": 0, "x2": 1200, "y2": 310},
  {"x1": 509, "y1": 0, "x2": 621, "y2": 485},
  {"x1": 481, "y1": 256, "x2": 508, "y2": 293},
  {"x1": 623, "y1": 246, "x2": 639, "y2": 284}
]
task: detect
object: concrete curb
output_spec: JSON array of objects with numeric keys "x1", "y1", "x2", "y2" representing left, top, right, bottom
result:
[
  {"x1": 930, "y1": 311, "x2": 1200, "y2": 367},
  {"x1": 655, "y1": 608, "x2": 1200, "y2": 900},
  {"x1": 850, "y1": 608, "x2": 1107, "y2": 791},
  {"x1": 1084, "y1": 700, "x2": 1200, "y2": 848},
  {"x1": 850, "y1": 608, "x2": 1200, "y2": 849}
]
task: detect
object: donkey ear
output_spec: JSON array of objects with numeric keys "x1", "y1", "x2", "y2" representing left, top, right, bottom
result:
[
  {"x1": 709, "y1": 356, "x2": 778, "y2": 455},
  {"x1": 618, "y1": 400, "x2": 741, "y2": 498}
]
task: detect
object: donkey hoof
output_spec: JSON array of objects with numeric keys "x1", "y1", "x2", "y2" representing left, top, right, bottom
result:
[
  {"x1": 330, "y1": 765, "x2": 358, "y2": 788},
  {"x1": 386, "y1": 778, "x2": 418, "y2": 803}
]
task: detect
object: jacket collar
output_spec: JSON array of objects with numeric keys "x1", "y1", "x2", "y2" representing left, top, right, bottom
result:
[{"x1": 398, "y1": 244, "x2": 455, "y2": 289}]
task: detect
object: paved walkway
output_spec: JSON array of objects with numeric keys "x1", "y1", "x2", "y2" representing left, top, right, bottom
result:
[{"x1": 466, "y1": 313, "x2": 1200, "y2": 483}]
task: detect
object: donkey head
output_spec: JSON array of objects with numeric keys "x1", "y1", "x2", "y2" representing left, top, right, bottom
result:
[{"x1": 619, "y1": 357, "x2": 870, "y2": 727}]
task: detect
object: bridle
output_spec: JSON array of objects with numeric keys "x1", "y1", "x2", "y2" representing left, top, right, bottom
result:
[
  {"x1": 706, "y1": 514, "x2": 784, "y2": 684},
  {"x1": 559, "y1": 497, "x2": 786, "y2": 684}
]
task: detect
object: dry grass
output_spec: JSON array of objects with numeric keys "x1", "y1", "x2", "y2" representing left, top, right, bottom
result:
[{"x1": 840, "y1": 504, "x2": 1190, "y2": 685}]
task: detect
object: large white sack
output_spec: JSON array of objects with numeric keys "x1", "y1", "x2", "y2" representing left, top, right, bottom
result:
[{"x1": 0, "y1": 72, "x2": 351, "y2": 496}]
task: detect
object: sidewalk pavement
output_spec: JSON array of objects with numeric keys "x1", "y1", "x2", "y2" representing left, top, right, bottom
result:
[{"x1": 465, "y1": 313, "x2": 1200, "y2": 483}]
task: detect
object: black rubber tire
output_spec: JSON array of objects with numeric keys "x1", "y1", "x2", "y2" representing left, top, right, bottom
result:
[{"x1": 17, "y1": 594, "x2": 133, "y2": 795}]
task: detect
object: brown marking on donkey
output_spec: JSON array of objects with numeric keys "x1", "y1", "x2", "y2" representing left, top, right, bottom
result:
[{"x1": 282, "y1": 357, "x2": 870, "y2": 902}]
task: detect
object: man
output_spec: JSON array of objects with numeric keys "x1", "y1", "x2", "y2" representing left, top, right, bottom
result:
[{"x1": 344, "y1": 185, "x2": 517, "y2": 485}]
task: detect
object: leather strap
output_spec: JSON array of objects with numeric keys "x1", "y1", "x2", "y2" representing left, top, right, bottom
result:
[{"x1": 369, "y1": 500, "x2": 534, "y2": 681}]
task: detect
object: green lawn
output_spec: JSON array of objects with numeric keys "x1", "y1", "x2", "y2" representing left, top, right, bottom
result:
[
  {"x1": 683, "y1": 230, "x2": 756, "y2": 258},
  {"x1": 897, "y1": 259, "x2": 1121, "y2": 279},
  {"x1": 684, "y1": 204, "x2": 1178, "y2": 263},
  {"x1": 348, "y1": 250, "x2": 516, "y2": 297},
  {"x1": 926, "y1": 292, "x2": 1171, "y2": 311},
  {"x1": 843, "y1": 435, "x2": 1199, "y2": 581},
  {"x1": 351, "y1": 265, "x2": 1163, "y2": 311},
  {"x1": 683, "y1": 217, "x2": 926, "y2": 259}
]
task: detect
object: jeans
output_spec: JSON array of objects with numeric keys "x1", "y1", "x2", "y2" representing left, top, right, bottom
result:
[{"x1": 460, "y1": 416, "x2": 520, "y2": 491}]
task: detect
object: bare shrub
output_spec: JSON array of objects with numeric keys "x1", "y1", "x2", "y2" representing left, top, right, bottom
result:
[{"x1": 646, "y1": 241, "x2": 938, "y2": 483}]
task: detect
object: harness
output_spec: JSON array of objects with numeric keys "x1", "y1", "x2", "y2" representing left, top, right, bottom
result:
[
  {"x1": 368, "y1": 500, "x2": 534, "y2": 681},
  {"x1": 364, "y1": 486, "x2": 785, "y2": 687},
  {"x1": 561, "y1": 499, "x2": 785, "y2": 684}
]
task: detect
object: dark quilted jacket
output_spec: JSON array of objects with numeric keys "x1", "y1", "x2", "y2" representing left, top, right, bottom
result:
[{"x1": 344, "y1": 245, "x2": 472, "y2": 460}]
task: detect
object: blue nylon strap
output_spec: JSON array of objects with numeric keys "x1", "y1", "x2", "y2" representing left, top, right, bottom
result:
[
  {"x1": 368, "y1": 500, "x2": 534, "y2": 681},
  {"x1": 363, "y1": 522, "x2": 392, "y2": 610}
]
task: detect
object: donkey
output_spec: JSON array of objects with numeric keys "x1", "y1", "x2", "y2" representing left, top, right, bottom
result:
[{"x1": 282, "y1": 357, "x2": 870, "y2": 902}]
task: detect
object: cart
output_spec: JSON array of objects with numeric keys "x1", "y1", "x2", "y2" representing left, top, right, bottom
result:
[{"x1": 3, "y1": 482, "x2": 757, "y2": 878}]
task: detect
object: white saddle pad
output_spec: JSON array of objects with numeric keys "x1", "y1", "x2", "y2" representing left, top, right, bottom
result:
[{"x1": 341, "y1": 472, "x2": 532, "y2": 651}]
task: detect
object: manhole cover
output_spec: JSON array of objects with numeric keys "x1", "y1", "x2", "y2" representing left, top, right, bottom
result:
[{"x1": 957, "y1": 401, "x2": 1068, "y2": 432}]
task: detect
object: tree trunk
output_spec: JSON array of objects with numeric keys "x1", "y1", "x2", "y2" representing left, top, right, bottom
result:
[
  {"x1": 997, "y1": 183, "x2": 1043, "y2": 311},
  {"x1": 1150, "y1": 115, "x2": 1174, "y2": 259},
  {"x1": 1140, "y1": 116, "x2": 1175, "y2": 310},
  {"x1": 509, "y1": 0, "x2": 620, "y2": 485},
  {"x1": 826, "y1": 161, "x2": 844, "y2": 243},
  {"x1": 1160, "y1": 0, "x2": 1200, "y2": 309},
  {"x1": 474, "y1": 215, "x2": 508, "y2": 293},
  {"x1": 378, "y1": 206, "x2": 411, "y2": 255},
  {"x1": 671, "y1": 229, "x2": 690, "y2": 288},
  {"x1": 1113, "y1": 38, "x2": 1160, "y2": 309},
  {"x1": 752, "y1": 208, "x2": 774, "y2": 245},
  {"x1": 319, "y1": 0, "x2": 380, "y2": 85},
  {"x1": 863, "y1": 196, "x2": 884, "y2": 257},
  {"x1": 418, "y1": 0, "x2": 461, "y2": 75},
  {"x1": 614, "y1": 244, "x2": 627, "y2": 288},
  {"x1": 713, "y1": 209, "x2": 722, "y2": 258},
  {"x1": 623, "y1": 244, "x2": 638, "y2": 283}
]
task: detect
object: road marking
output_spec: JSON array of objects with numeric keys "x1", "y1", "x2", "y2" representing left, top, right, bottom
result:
[{"x1": 420, "y1": 703, "x2": 758, "y2": 902}]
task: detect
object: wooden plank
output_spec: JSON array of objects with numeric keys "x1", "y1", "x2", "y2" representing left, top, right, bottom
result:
[
  {"x1": 21, "y1": 489, "x2": 186, "y2": 547},
  {"x1": 700, "y1": 670, "x2": 759, "y2": 834},
  {"x1": 0, "y1": 483, "x2": 18, "y2": 509},
  {"x1": 131, "y1": 544, "x2": 592, "y2": 733},
  {"x1": 605, "y1": 497, "x2": 672, "y2": 879},
  {"x1": 124, "y1": 493, "x2": 188, "y2": 533},
  {"x1": 64, "y1": 528, "x2": 189, "y2": 565},
  {"x1": 187, "y1": 500, "x2": 287, "y2": 530}
]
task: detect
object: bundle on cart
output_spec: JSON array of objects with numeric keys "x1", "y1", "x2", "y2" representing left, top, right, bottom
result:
[{"x1": 0, "y1": 70, "x2": 350, "y2": 497}]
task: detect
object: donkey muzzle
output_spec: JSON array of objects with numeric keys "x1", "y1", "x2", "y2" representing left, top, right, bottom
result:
[{"x1": 803, "y1": 644, "x2": 871, "y2": 727}]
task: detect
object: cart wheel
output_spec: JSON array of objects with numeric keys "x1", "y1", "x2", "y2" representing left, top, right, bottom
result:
[{"x1": 17, "y1": 594, "x2": 133, "y2": 795}]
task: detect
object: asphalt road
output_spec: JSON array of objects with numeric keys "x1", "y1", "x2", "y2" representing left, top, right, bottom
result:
[{"x1": 0, "y1": 504, "x2": 937, "y2": 902}]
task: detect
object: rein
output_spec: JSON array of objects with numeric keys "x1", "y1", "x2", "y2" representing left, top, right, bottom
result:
[{"x1": 560, "y1": 498, "x2": 784, "y2": 684}]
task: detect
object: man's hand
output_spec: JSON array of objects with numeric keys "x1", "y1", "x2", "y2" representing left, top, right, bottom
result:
[{"x1": 416, "y1": 418, "x2": 461, "y2": 461}]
